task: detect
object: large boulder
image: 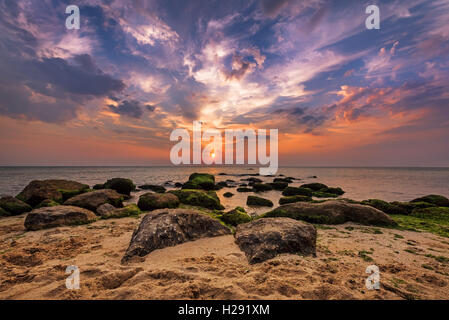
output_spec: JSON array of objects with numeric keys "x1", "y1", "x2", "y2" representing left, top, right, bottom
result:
[
  {"x1": 103, "y1": 178, "x2": 135, "y2": 196},
  {"x1": 220, "y1": 207, "x2": 252, "y2": 226},
  {"x1": 235, "y1": 218, "x2": 317, "y2": 264},
  {"x1": 16, "y1": 180, "x2": 90, "y2": 206},
  {"x1": 122, "y1": 209, "x2": 231, "y2": 262},
  {"x1": 182, "y1": 173, "x2": 216, "y2": 190},
  {"x1": 411, "y1": 195, "x2": 449, "y2": 207},
  {"x1": 247, "y1": 195, "x2": 273, "y2": 207},
  {"x1": 24, "y1": 206, "x2": 97, "y2": 231},
  {"x1": 263, "y1": 200, "x2": 396, "y2": 226},
  {"x1": 169, "y1": 189, "x2": 224, "y2": 210},
  {"x1": 137, "y1": 193, "x2": 179, "y2": 211},
  {"x1": 64, "y1": 189, "x2": 123, "y2": 211},
  {"x1": 0, "y1": 196, "x2": 32, "y2": 216}
]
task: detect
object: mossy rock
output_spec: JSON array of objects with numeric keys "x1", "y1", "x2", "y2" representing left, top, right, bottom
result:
[
  {"x1": 169, "y1": 189, "x2": 224, "y2": 210},
  {"x1": 282, "y1": 187, "x2": 312, "y2": 197},
  {"x1": 223, "y1": 192, "x2": 234, "y2": 198},
  {"x1": 273, "y1": 177, "x2": 293, "y2": 183},
  {"x1": 0, "y1": 196, "x2": 32, "y2": 216},
  {"x1": 319, "y1": 187, "x2": 345, "y2": 196},
  {"x1": 252, "y1": 183, "x2": 273, "y2": 192},
  {"x1": 279, "y1": 195, "x2": 312, "y2": 205},
  {"x1": 237, "y1": 187, "x2": 253, "y2": 193},
  {"x1": 105, "y1": 204, "x2": 141, "y2": 219},
  {"x1": 269, "y1": 182, "x2": 288, "y2": 191},
  {"x1": 390, "y1": 201, "x2": 435, "y2": 215},
  {"x1": 300, "y1": 183, "x2": 328, "y2": 191},
  {"x1": 411, "y1": 195, "x2": 449, "y2": 207},
  {"x1": 247, "y1": 195, "x2": 273, "y2": 207},
  {"x1": 182, "y1": 173, "x2": 216, "y2": 190},
  {"x1": 312, "y1": 191, "x2": 339, "y2": 198},
  {"x1": 137, "y1": 193, "x2": 179, "y2": 211},
  {"x1": 220, "y1": 207, "x2": 252, "y2": 226},
  {"x1": 59, "y1": 188, "x2": 91, "y2": 202},
  {"x1": 410, "y1": 207, "x2": 449, "y2": 220},
  {"x1": 0, "y1": 207, "x2": 10, "y2": 216},
  {"x1": 103, "y1": 178, "x2": 136, "y2": 196},
  {"x1": 361, "y1": 199, "x2": 408, "y2": 215},
  {"x1": 35, "y1": 199, "x2": 60, "y2": 209},
  {"x1": 138, "y1": 185, "x2": 166, "y2": 193}
]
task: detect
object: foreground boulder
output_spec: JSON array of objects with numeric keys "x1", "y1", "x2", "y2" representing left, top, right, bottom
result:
[
  {"x1": 24, "y1": 206, "x2": 97, "y2": 231},
  {"x1": 235, "y1": 218, "x2": 317, "y2": 264},
  {"x1": 169, "y1": 189, "x2": 224, "y2": 210},
  {"x1": 122, "y1": 209, "x2": 231, "y2": 262},
  {"x1": 16, "y1": 180, "x2": 89, "y2": 206},
  {"x1": 64, "y1": 189, "x2": 123, "y2": 211},
  {"x1": 220, "y1": 207, "x2": 252, "y2": 226},
  {"x1": 103, "y1": 178, "x2": 136, "y2": 196},
  {"x1": 137, "y1": 193, "x2": 179, "y2": 211},
  {"x1": 247, "y1": 195, "x2": 273, "y2": 207},
  {"x1": 0, "y1": 196, "x2": 32, "y2": 216},
  {"x1": 263, "y1": 200, "x2": 396, "y2": 226},
  {"x1": 182, "y1": 173, "x2": 216, "y2": 190},
  {"x1": 411, "y1": 195, "x2": 449, "y2": 207}
]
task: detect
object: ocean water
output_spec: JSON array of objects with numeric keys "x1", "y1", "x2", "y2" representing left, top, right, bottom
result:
[{"x1": 1, "y1": 166, "x2": 448, "y2": 216}]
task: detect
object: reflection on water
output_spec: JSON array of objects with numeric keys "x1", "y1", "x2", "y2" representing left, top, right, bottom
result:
[{"x1": 1, "y1": 166, "x2": 449, "y2": 215}]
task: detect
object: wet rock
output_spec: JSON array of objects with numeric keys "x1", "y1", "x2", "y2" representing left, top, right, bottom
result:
[
  {"x1": 282, "y1": 187, "x2": 313, "y2": 197},
  {"x1": 279, "y1": 195, "x2": 312, "y2": 205},
  {"x1": 138, "y1": 185, "x2": 166, "y2": 193},
  {"x1": 182, "y1": 173, "x2": 216, "y2": 190},
  {"x1": 263, "y1": 200, "x2": 396, "y2": 226},
  {"x1": 103, "y1": 178, "x2": 136, "y2": 196},
  {"x1": 223, "y1": 192, "x2": 234, "y2": 198},
  {"x1": 99, "y1": 204, "x2": 141, "y2": 219},
  {"x1": 0, "y1": 196, "x2": 32, "y2": 216},
  {"x1": 237, "y1": 187, "x2": 253, "y2": 193},
  {"x1": 411, "y1": 195, "x2": 449, "y2": 207},
  {"x1": 235, "y1": 217, "x2": 317, "y2": 264},
  {"x1": 122, "y1": 209, "x2": 231, "y2": 262},
  {"x1": 269, "y1": 181, "x2": 288, "y2": 191},
  {"x1": 24, "y1": 205, "x2": 97, "y2": 231},
  {"x1": 64, "y1": 189, "x2": 124, "y2": 211},
  {"x1": 361, "y1": 199, "x2": 408, "y2": 215},
  {"x1": 137, "y1": 193, "x2": 179, "y2": 211},
  {"x1": 220, "y1": 207, "x2": 251, "y2": 226},
  {"x1": 247, "y1": 195, "x2": 273, "y2": 207},
  {"x1": 169, "y1": 189, "x2": 224, "y2": 210},
  {"x1": 252, "y1": 183, "x2": 273, "y2": 192},
  {"x1": 16, "y1": 180, "x2": 90, "y2": 207}
]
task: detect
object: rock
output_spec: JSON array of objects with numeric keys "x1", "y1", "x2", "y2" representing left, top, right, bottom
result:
[
  {"x1": 411, "y1": 195, "x2": 449, "y2": 207},
  {"x1": 282, "y1": 187, "x2": 312, "y2": 197},
  {"x1": 263, "y1": 200, "x2": 396, "y2": 226},
  {"x1": 300, "y1": 183, "x2": 328, "y2": 191},
  {"x1": 0, "y1": 207, "x2": 9, "y2": 216},
  {"x1": 319, "y1": 187, "x2": 345, "y2": 196},
  {"x1": 390, "y1": 201, "x2": 436, "y2": 215},
  {"x1": 273, "y1": 177, "x2": 293, "y2": 183},
  {"x1": 235, "y1": 218, "x2": 317, "y2": 264},
  {"x1": 217, "y1": 181, "x2": 229, "y2": 188},
  {"x1": 16, "y1": 180, "x2": 90, "y2": 207},
  {"x1": 241, "y1": 177, "x2": 263, "y2": 184},
  {"x1": 64, "y1": 189, "x2": 124, "y2": 211},
  {"x1": 312, "y1": 191, "x2": 338, "y2": 198},
  {"x1": 252, "y1": 183, "x2": 273, "y2": 192},
  {"x1": 98, "y1": 204, "x2": 141, "y2": 219},
  {"x1": 247, "y1": 196, "x2": 273, "y2": 207},
  {"x1": 237, "y1": 187, "x2": 253, "y2": 193},
  {"x1": 93, "y1": 184, "x2": 105, "y2": 190},
  {"x1": 137, "y1": 193, "x2": 179, "y2": 211},
  {"x1": 122, "y1": 209, "x2": 231, "y2": 262},
  {"x1": 361, "y1": 199, "x2": 408, "y2": 215},
  {"x1": 35, "y1": 199, "x2": 60, "y2": 209},
  {"x1": 182, "y1": 173, "x2": 215, "y2": 190},
  {"x1": 103, "y1": 178, "x2": 136, "y2": 196},
  {"x1": 138, "y1": 185, "x2": 166, "y2": 193},
  {"x1": 0, "y1": 196, "x2": 32, "y2": 215},
  {"x1": 269, "y1": 182, "x2": 288, "y2": 190},
  {"x1": 279, "y1": 195, "x2": 312, "y2": 205},
  {"x1": 174, "y1": 182, "x2": 183, "y2": 188},
  {"x1": 223, "y1": 192, "x2": 234, "y2": 198},
  {"x1": 220, "y1": 207, "x2": 252, "y2": 226},
  {"x1": 24, "y1": 206, "x2": 97, "y2": 231},
  {"x1": 169, "y1": 190, "x2": 224, "y2": 210},
  {"x1": 411, "y1": 207, "x2": 449, "y2": 218}
]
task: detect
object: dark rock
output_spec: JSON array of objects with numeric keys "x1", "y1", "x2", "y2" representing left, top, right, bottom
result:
[
  {"x1": 138, "y1": 185, "x2": 166, "y2": 193},
  {"x1": 235, "y1": 217, "x2": 317, "y2": 264},
  {"x1": 93, "y1": 184, "x2": 105, "y2": 190},
  {"x1": 0, "y1": 196, "x2": 32, "y2": 216},
  {"x1": 411, "y1": 195, "x2": 449, "y2": 207},
  {"x1": 169, "y1": 189, "x2": 224, "y2": 210},
  {"x1": 252, "y1": 183, "x2": 273, "y2": 192},
  {"x1": 122, "y1": 209, "x2": 231, "y2": 262},
  {"x1": 361, "y1": 199, "x2": 408, "y2": 215},
  {"x1": 390, "y1": 201, "x2": 436, "y2": 215},
  {"x1": 174, "y1": 182, "x2": 183, "y2": 188},
  {"x1": 35, "y1": 199, "x2": 60, "y2": 209},
  {"x1": 24, "y1": 206, "x2": 97, "y2": 231},
  {"x1": 282, "y1": 187, "x2": 312, "y2": 197},
  {"x1": 64, "y1": 189, "x2": 124, "y2": 211},
  {"x1": 263, "y1": 200, "x2": 396, "y2": 226},
  {"x1": 223, "y1": 192, "x2": 234, "y2": 198},
  {"x1": 137, "y1": 193, "x2": 179, "y2": 211},
  {"x1": 221, "y1": 207, "x2": 251, "y2": 226},
  {"x1": 279, "y1": 195, "x2": 312, "y2": 205},
  {"x1": 16, "y1": 180, "x2": 90, "y2": 207},
  {"x1": 319, "y1": 187, "x2": 345, "y2": 196},
  {"x1": 98, "y1": 204, "x2": 141, "y2": 219},
  {"x1": 103, "y1": 178, "x2": 136, "y2": 196},
  {"x1": 273, "y1": 177, "x2": 293, "y2": 183},
  {"x1": 0, "y1": 207, "x2": 9, "y2": 216},
  {"x1": 247, "y1": 195, "x2": 273, "y2": 207},
  {"x1": 300, "y1": 183, "x2": 328, "y2": 191},
  {"x1": 241, "y1": 177, "x2": 262, "y2": 183},
  {"x1": 182, "y1": 173, "x2": 216, "y2": 190},
  {"x1": 269, "y1": 182, "x2": 288, "y2": 191},
  {"x1": 237, "y1": 187, "x2": 253, "y2": 193}
]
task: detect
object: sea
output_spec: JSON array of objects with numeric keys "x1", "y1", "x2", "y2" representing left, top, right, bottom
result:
[{"x1": 1, "y1": 166, "x2": 448, "y2": 216}]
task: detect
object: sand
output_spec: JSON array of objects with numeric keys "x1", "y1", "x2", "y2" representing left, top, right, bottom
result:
[{"x1": 0, "y1": 213, "x2": 448, "y2": 300}]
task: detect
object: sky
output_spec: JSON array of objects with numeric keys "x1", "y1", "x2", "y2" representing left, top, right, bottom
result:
[{"x1": 0, "y1": 0, "x2": 448, "y2": 166}]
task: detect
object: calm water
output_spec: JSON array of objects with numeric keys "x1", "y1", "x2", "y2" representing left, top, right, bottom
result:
[{"x1": 1, "y1": 166, "x2": 448, "y2": 216}]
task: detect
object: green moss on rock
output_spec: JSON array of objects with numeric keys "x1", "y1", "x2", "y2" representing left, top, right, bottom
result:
[
  {"x1": 105, "y1": 204, "x2": 141, "y2": 219},
  {"x1": 282, "y1": 187, "x2": 313, "y2": 197},
  {"x1": 0, "y1": 207, "x2": 10, "y2": 216},
  {"x1": 35, "y1": 199, "x2": 60, "y2": 209},
  {"x1": 169, "y1": 189, "x2": 224, "y2": 210},
  {"x1": 103, "y1": 178, "x2": 136, "y2": 196},
  {"x1": 137, "y1": 192, "x2": 180, "y2": 211},
  {"x1": 247, "y1": 195, "x2": 273, "y2": 207},
  {"x1": 220, "y1": 207, "x2": 252, "y2": 226},
  {"x1": 361, "y1": 199, "x2": 408, "y2": 215},
  {"x1": 0, "y1": 196, "x2": 32, "y2": 215},
  {"x1": 182, "y1": 173, "x2": 216, "y2": 190},
  {"x1": 300, "y1": 183, "x2": 328, "y2": 191},
  {"x1": 411, "y1": 195, "x2": 449, "y2": 207},
  {"x1": 237, "y1": 187, "x2": 253, "y2": 193},
  {"x1": 252, "y1": 183, "x2": 273, "y2": 192},
  {"x1": 279, "y1": 195, "x2": 312, "y2": 205}
]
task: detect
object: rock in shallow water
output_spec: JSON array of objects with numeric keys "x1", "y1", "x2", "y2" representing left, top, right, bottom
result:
[
  {"x1": 24, "y1": 205, "x2": 97, "y2": 231},
  {"x1": 137, "y1": 192, "x2": 179, "y2": 211},
  {"x1": 122, "y1": 209, "x2": 231, "y2": 263},
  {"x1": 263, "y1": 200, "x2": 396, "y2": 226},
  {"x1": 235, "y1": 217, "x2": 317, "y2": 264}
]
